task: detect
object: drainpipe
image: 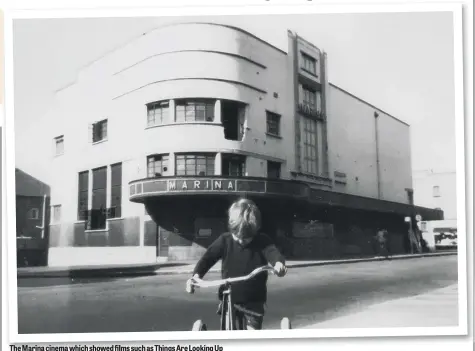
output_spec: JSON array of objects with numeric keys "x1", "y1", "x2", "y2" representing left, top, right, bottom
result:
[
  {"x1": 36, "y1": 194, "x2": 47, "y2": 239},
  {"x1": 374, "y1": 111, "x2": 381, "y2": 199}
]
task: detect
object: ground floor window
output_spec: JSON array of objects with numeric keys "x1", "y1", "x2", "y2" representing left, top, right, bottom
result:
[
  {"x1": 78, "y1": 163, "x2": 124, "y2": 229},
  {"x1": 77, "y1": 171, "x2": 89, "y2": 220},
  {"x1": 110, "y1": 163, "x2": 122, "y2": 218},
  {"x1": 89, "y1": 166, "x2": 107, "y2": 230}
]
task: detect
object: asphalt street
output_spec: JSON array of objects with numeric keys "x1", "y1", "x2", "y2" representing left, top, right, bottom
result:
[{"x1": 17, "y1": 255, "x2": 458, "y2": 333}]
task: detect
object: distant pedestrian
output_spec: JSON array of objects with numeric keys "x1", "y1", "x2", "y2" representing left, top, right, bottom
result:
[{"x1": 375, "y1": 228, "x2": 390, "y2": 259}]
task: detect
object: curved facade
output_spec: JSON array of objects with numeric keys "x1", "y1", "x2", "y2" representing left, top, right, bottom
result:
[{"x1": 15, "y1": 23, "x2": 442, "y2": 267}]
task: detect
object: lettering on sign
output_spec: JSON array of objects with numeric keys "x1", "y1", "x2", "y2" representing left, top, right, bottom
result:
[
  {"x1": 167, "y1": 179, "x2": 236, "y2": 192},
  {"x1": 297, "y1": 103, "x2": 326, "y2": 121}
]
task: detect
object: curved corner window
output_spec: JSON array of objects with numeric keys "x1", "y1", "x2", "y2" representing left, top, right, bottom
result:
[
  {"x1": 176, "y1": 153, "x2": 215, "y2": 176},
  {"x1": 147, "y1": 101, "x2": 169, "y2": 127},
  {"x1": 147, "y1": 154, "x2": 169, "y2": 178},
  {"x1": 175, "y1": 99, "x2": 215, "y2": 123}
]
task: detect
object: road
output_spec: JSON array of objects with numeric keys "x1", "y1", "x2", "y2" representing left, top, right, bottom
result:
[{"x1": 17, "y1": 255, "x2": 458, "y2": 333}]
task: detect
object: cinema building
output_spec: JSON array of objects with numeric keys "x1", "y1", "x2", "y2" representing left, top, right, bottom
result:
[{"x1": 16, "y1": 22, "x2": 442, "y2": 267}]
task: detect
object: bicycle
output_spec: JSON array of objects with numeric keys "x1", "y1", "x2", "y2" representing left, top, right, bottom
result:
[{"x1": 187, "y1": 265, "x2": 292, "y2": 331}]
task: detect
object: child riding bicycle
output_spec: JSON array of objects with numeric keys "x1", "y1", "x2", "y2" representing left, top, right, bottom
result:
[{"x1": 186, "y1": 198, "x2": 287, "y2": 330}]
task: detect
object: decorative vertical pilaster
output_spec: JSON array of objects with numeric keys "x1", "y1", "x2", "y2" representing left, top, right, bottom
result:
[
  {"x1": 214, "y1": 100, "x2": 222, "y2": 124},
  {"x1": 169, "y1": 99, "x2": 176, "y2": 123},
  {"x1": 168, "y1": 152, "x2": 175, "y2": 176},
  {"x1": 215, "y1": 152, "x2": 222, "y2": 175}
]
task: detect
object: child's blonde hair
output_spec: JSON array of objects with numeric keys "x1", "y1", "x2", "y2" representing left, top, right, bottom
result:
[{"x1": 228, "y1": 198, "x2": 261, "y2": 239}]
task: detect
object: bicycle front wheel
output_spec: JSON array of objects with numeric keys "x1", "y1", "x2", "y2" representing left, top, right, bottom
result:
[
  {"x1": 192, "y1": 319, "x2": 207, "y2": 331},
  {"x1": 280, "y1": 317, "x2": 292, "y2": 329}
]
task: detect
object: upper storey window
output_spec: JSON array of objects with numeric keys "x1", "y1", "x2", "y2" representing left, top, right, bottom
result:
[
  {"x1": 90, "y1": 119, "x2": 108, "y2": 143},
  {"x1": 301, "y1": 85, "x2": 318, "y2": 108},
  {"x1": 147, "y1": 101, "x2": 169, "y2": 127},
  {"x1": 175, "y1": 99, "x2": 215, "y2": 123},
  {"x1": 301, "y1": 52, "x2": 317, "y2": 75},
  {"x1": 176, "y1": 153, "x2": 215, "y2": 176}
]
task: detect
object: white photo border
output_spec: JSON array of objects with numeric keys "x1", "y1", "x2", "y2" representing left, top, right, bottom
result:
[{"x1": 2, "y1": 1, "x2": 469, "y2": 344}]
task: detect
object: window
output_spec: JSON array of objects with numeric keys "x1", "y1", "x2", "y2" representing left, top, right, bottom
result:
[
  {"x1": 267, "y1": 161, "x2": 281, "y2": 179},
  {"x1": 91, "y1": 119, "x2": 108, "y2": 143},
  {"x1": 27, "y1": 208, "x2": 40, "y2": 220},
  {"x1": 266, "y1": 111, "x2": 281, "y2": 136},
  {"x1": 147, "y1": 101, "x2": 169, "y2": 126},
  {"x1": 222, "y1": 154, "x2": 246, "y2": 176},
  {"x1": 176, "y1": 154, "x2": 215, "y2": 176},
  {"x1": 302, "y1": 117, "x2": 318, "y2": 174},
  {"x1": 301, "y1": 52, "x2": 317, "y2": 75},
  {"x1": 89, "y1": 167, "x2": 107, "y2": 230},
  {"x1": 54, "y1": 135, "x2": 64, "y2": 156},
  {"x1": 110, "y1": 163, "x2": 122, "y2": 218},
  {"x1": 175, "y1": 99, "x2": 215, "y2": 122},
  {"x1": 77, "y1": 171, "x2": 89, "y2": 220},
  {"x1": 147, "y1": 155, "x2": 169, "y2": 177},
  {"x1": 301, "y1": 85, "x2": 317, "y2": 108},
  {"x1": 433, "y1": 186, "x2": 441, "y2": 197},
  {"x1": 222, "y1": 100, "x2": 246, "y2": 141},
  {"x1": 51, "y1": 205, "x2": 61, "y2": 224}
]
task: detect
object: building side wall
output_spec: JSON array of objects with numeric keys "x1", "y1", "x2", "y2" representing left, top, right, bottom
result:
[
  {"x1": 327, "y1": 85, "x2": 412, "y2": 203},
  {"x1": 377, "y1": 111, "x2": 412, "y2": 203},
  {"x1": 327, "y1": 86, "x2": 379, "y2": 198}
]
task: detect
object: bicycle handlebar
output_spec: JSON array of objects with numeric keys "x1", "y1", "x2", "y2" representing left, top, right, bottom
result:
[{"x1": 190, "y1": 265, "x2": 275, "y2": 288}]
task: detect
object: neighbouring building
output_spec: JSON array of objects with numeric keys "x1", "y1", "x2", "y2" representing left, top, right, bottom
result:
[
  {"x1": 413, "y1": 170, "x2": 457, "y2": 220},
  {"x1": 15, "y1": 168, "x2": 50, "y2": 267},
  {"x1": 15, "y1": 22, "x2": 442, "y2": 267}
]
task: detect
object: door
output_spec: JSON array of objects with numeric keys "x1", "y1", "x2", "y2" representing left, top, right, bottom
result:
[{"x1": 157, "y1": 226, "x2": 170, "y2": 258}]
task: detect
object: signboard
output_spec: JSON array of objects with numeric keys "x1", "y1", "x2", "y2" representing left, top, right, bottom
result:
[
  {"x1": 168, "y1": 179, "x2": 236, "y2": 192},
  {"x1": 297, "y1": 103, "x2": 325, "y2": 121},
  {"x1": 130, "y1": 177, "x2": 308, "y2": 200}
]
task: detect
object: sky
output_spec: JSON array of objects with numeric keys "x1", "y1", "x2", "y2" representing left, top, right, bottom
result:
[{"x1": 12, "y1": 11, "x2": 457, "y2": 173}]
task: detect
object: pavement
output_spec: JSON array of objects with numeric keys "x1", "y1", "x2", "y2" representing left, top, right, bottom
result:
[
  {"x1": 16, "y1": 251, "x2": 457, "y2": 278},
  {"x1": 304, "y1": 283, "x2": 459, "y2": 328}
]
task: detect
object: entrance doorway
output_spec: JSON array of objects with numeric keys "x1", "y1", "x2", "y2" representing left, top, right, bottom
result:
[{"x1": 156, "y1": 226, "x2": 170, "y2": 261}]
